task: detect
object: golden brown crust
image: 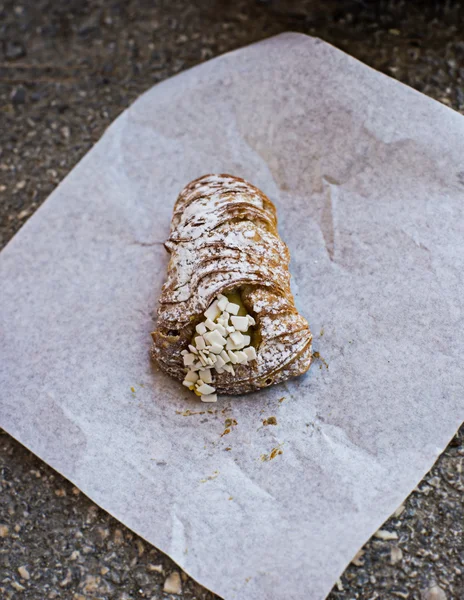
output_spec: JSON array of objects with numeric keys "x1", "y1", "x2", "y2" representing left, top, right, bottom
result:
[{"x1": 151, "y1": 174, "x2": 312, "y2": 394}]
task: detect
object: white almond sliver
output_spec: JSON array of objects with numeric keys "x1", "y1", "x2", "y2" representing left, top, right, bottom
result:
[
  {"x1": 227, "y1": 350, "x2": 238, "y2": 364},
  {"x1": 201, "y1": 393, "x2": 217, "y2": 403},
  {"x1": 220, "y1": 350, "x2": 230, "y2": 363},
  {"x1": 188, "y1": 344, "x2": 198, "y2": 354},
  {"x1": 182, "y1": 381, "x2": 194, "y2": 390},
  {"x1": 215, "y1": 367, "x2": 224, "y2": 374},
  {"x1": 226, "y1": 302, "x2": 240, "y2": 315},
  {"x1": 217, "y1": 296, "x2": 229, "y2": 312},
  {"x1": 223, "y1": 364, "x2": 235, "y2": 375},
  {"x1": 204, "y1": 300, "x2": 220, "y2": 321},
  {"x1": 195, "y1": 336, "x2": 206, "y2": 350},
  {"x1": 197, "y1": 383, "x2": 215, "y2": 395},
  {"x1": 231, "y1": 316, "x2": 249, "y2": 332},
  {"x1": 184, "y1": 371, "x2": 199, "y2": 383},
  {"x1": 199, "y1": 369, "x2": 212, "y2": 384},
  {"x1": 230, "y1": 331, "x2": 244, "y2": 346},
  {"x1": 196, "y1": 322, "x2": 207, "y2": 335},
  {"x1": 233, "y1": 335, "x2": 250, "y2": 351},
  {"x1": 183, "y1": 353, "x2": 196, "y2": 366},
  {"x1": 214, "y1": 323, "x2": 227, "y2": 336},
  {"x1": 226, "y1": 325, "x2": 235, "y2": 333},
  {"x1": 205, "y1": 330, "x2": 227, "y2": 346},
  {"x1": 234, "y1": 351, "x2": 248, "y2": 364},
  {"x1": 243, "y1": 346, "x2": 257, "y2": 361},
  {"x1": 181, "y1": 349, "x2": 188, "y2": 356},
  {"x1": 215, "y1": 356, "x2": 226, "y2": 369},
  {"x1": 192, "y1": 361, "x2": 203, "y2": 371},
  {"x1": 205, "y1": 318, "x2": 216, "y2": 331},
  {"x1": 226, "y1": 338, "x2": 236, "y2": 351},
  {"x1": 247, "y1": 315, "x2": 256, "y2": 326},
  {"x1": 209, "y1": 343, "x2": 223, "y2": 354}
]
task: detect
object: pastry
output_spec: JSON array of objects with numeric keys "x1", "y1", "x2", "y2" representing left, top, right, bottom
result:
[{"x1": 151, "y1": 174, "x2": 312, "y2": 401}]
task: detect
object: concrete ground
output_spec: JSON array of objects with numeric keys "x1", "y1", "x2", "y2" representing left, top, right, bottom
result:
[{"x1": 0, "y1": 1, "x2": 463, "y2": 598}]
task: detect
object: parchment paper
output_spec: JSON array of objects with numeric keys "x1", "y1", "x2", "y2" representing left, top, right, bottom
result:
[{"x1": 1, "y1": 33, "x2": 463, "y2": 600}]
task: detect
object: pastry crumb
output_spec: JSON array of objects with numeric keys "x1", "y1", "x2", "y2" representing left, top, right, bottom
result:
[
  {"x1": 312, "y1": 351, "x2": 329, "y2": 370},
  {"x1": 261, "y1": 445, "x2": 283, "y2": 461}
]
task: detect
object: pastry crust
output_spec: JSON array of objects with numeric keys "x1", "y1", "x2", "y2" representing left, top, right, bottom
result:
[{"x1": 151, "y1": 174, "x2": 312, "y2": 394}]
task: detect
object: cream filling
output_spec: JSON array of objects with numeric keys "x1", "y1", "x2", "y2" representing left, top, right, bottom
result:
[{"x1": 181, "y1": 293, "x2": 257, "y2": 402}]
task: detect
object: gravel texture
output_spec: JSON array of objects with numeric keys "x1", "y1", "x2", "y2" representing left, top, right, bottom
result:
[{"x1": 0, "y1": 1, "x2": 463, "y2": 598}]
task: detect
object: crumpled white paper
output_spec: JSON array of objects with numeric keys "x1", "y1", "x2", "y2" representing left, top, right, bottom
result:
[{"x1": 1, "y1": 33, "x2": 463, "y2": 600}]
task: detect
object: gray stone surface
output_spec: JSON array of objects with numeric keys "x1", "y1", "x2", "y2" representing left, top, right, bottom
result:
[{"x1": 0, "y1": 1, "x2": 463, "y2": 598}]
